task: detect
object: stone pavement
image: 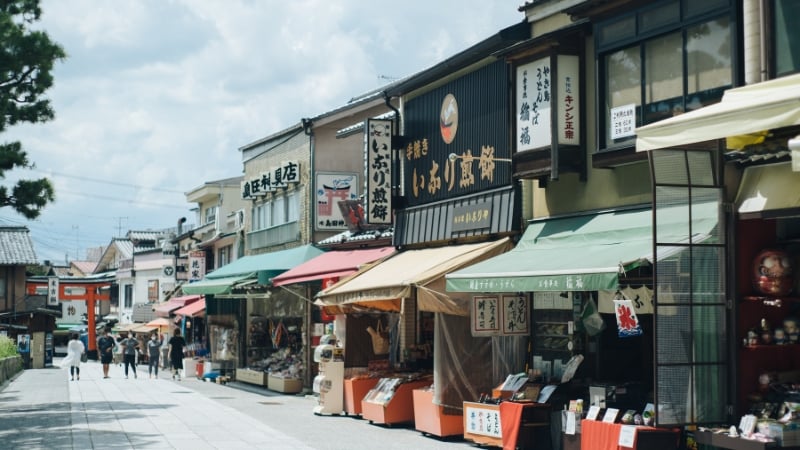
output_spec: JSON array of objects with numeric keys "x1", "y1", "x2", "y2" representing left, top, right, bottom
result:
[{"x1": 0, "y1": 359, "x2": 477, "y2": 450}]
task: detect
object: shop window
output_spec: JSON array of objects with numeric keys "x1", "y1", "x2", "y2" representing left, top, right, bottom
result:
[
  {"x1": 204, "y1": 206, "x2": 217, "y2": 225},
  {"x1": 597, "y1": 0, "x2": 733, "y2": 151},
  {"x1": 123, "y1": 284, "x2": 133, "y2": 309},
  {"x1": 774, "y1": 0, "x2": 800, "y2": 76}
]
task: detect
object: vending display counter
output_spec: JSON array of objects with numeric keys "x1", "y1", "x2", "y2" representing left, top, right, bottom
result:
[
  {"x1": 344, "y1": 376, "x2": 380, "y2": 416},
  {"x1": 412, "y1": 386, "x2": 463, "y2": 438},
  {"x1": 580, "y1": 419, "x2": 680, "y2": 450},
  {"x1": 463, "y1": 401, "x2": 551, "y2": 449},
  {"x1": 361, "y1": 376, "x2": 432, "y2": 426},
  {"x1": 693, "y1": 429, "x2": 800, "y2": 450}
]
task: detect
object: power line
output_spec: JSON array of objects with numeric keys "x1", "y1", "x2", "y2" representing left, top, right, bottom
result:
[{"x1": 32, "y1": 169, "x2": 186, "y2": 194}]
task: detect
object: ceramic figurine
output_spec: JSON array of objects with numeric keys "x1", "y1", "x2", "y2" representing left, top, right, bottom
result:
[
  {"x1": 775, "y1": 328, "x2": 786, "y2": 344},
  {"x1": 784, "y1": 317, "x2": 799, "y2": 343},
  {"x1": 752, "y1": 249, "x2": 794, "y2": 296}
]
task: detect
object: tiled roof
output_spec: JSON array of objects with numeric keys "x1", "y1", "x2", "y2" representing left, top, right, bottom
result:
[
  {"x1": 71, "y1": 260, "x2": 98, "y2": 275},
  {"x1": 0, "y1": 227, "x2": 37, "y2": 265}
]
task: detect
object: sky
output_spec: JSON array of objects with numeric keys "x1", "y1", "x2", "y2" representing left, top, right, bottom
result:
[{"x1": 1, "y1": 0, "x2": 525, "y2": 265}]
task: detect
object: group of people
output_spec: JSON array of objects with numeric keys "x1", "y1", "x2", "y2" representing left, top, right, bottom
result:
[{"x1": 62, "y1": 328, "x2": 187, "y2": 381}]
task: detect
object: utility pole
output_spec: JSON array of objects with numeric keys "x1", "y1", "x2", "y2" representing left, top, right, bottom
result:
[{"x1": 115, "y1": 217, "x2": 129, "y2": 237}]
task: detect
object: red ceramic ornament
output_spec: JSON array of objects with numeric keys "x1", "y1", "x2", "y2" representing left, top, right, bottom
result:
[{"x1": 752, "y1": 249, "x2": 794, "y2": 296}]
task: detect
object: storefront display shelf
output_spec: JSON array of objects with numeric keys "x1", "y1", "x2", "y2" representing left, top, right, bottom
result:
[
  {"x1": 693, "y1": 430, "x2": 785, "y2": 450},
  {"x1": 579, "y1": 419, "x2": 680, "y2": 450},
  {"x1": 361, "y1": 379, "x2": 432, "y2": 426},
  {"x1": 463, "y1": 401, "x2": 551, "y2": 449},
  {"x1": 344, "y1": 377, "x2": 380, "y2": 416},
  {"x1": 412, "y1": 387, "x2": 463, "y2": 437}
]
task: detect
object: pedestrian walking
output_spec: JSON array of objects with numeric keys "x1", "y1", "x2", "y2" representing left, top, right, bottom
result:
[
  {"x1": 60, "y1": 333, "x2": 85, "y2": 380},
  {"x1": 147, "y1": 332, "x2": 162, "y2": 378},
  {"x1": 168, "y1": 329, "x2": 186, "y2": 380},
  {"x1": 97, "y1": 328, "x2": 116, "y2": 379},
  {"x1": 120, "y1": 333, "x2": 139, "y2": 379}
]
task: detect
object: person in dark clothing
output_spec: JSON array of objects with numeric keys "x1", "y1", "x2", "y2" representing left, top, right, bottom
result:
[
  {"x1": 120, "y1": 333, "x2": 139, "y2": 379},
  {"x1": 168, "y1": 329, "x2": 186, "y2": 381},
  {"x1": 147, "y1": 333, "x2": 162, "y2": 378},
  {"x1": 97, "y1": 328, "x2": 117, "y2": 379}
]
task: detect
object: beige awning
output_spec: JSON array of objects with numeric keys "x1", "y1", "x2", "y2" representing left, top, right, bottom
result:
[
  {"x1": 636, "y1": 74, "x2": 800, "y2": 152},
  {"x1": 315, "y1": 238, "x2": 513, "y2": 316},
  {"x1": 736, "y1": 162, "x2": 800, "y2": 219}
]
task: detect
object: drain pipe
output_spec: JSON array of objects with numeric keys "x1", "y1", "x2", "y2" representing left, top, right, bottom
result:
[{"x1": 383, "y1": 91, "x2": 402, "y2": 217}]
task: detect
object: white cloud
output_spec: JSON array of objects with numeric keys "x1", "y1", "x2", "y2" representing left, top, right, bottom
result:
[{"x1": 2, "y1": 0, "x2": 524, "y2": 263}]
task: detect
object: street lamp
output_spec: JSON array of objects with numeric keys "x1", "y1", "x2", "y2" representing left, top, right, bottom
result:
[{"x1": 448, "y1": 152, "x2": 513, "y2": 163}]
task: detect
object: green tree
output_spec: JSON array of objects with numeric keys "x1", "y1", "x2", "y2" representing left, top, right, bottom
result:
[{"x1": 0, "y1": 0, "x2": 65, "y2": 219}]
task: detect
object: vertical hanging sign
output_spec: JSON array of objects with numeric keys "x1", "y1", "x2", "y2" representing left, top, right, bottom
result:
[
  {"x1": 516, "y1": 54, "x2": 581, "y2": 150},
  {"x1": 365, "y1": 119, "x2": 393, "y2": 225},
  {"x1": 188, "y1": 250, "x2": 206, "y2": 282},
  {"x1": 47, "y1": 277, "x2": 59, "y2": 306}
]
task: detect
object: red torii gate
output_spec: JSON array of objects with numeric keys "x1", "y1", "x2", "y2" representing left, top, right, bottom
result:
[{"x1": 27, "y1": 277, "x2": 112, "y2": 359}]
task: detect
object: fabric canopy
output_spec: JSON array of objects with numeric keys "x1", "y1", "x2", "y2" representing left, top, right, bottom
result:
[
  {"x1": 736, "y1": 162, "x2": 800, "y2": 219},
  {"x1": 181, "y1": 274, "x2": 256, "y2": 295},
  {"x1": 446, "y1": 203, "x2": 720, "y2": 293},
  {"x1": 315, "y1": 238, "x2": 513, "y2": 315},
  {"x1": 132, "y1": 325, "x2": 157, "y2": 334},
  {"x1": 173, "y1": 298, "x2": 206, "y2": 318},
  {"x1": 154, "y1": 295, "x2": 201, "y2": 317},
  {"x1": 202, "y1": 244, "x2": 325, "y2": 280},
  {"x1": 271, "y1": 246, "x2": 396, "y2": 287},
  {"x1": 146, "y1": 317, "x2": 171, "y2": 328},
  {"x1": 636, "y1": 73, "x2": 800, "y2": 151}
]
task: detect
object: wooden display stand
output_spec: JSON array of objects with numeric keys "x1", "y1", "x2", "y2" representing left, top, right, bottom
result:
[
  {"x1": 361, "y1": 380, "x2": 432, "y2": 426},
  {"x1": 579, "y1": 419, "x2": 680, "y2": 450},
  {"x1": 694, "y1": 429, "x2": 800, "y2": 450},
  {"x1": 236, "y1": 368, "x2": 268, "y2": 386},
  {"x1": 463, "y1": 401, "x2": 551, "y2": 449},
  {"x1": 412, "y1": 387, "x2": 463, "y2": 437},
  {"x1": 463, "y1": 401, "x2": 503, "y2": 447},
  {"x1": 344, "y1": 377, "x2": 380, "y2": 416}
]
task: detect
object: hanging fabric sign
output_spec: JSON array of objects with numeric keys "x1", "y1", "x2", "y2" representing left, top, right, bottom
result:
[{"x1": 614, "y1": 299, "x2": 643, "y2": 338}]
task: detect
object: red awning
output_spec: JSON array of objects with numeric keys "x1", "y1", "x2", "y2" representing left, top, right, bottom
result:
[
  {"x1": 271, "y1": 247, "x2": 395, "y2": 287},
  {"x1": 154, "y1": 295, "x2": 202, "y2": 318},
  {"x1": 173, "y1": 298, "x2": 206, "y2": 318}
]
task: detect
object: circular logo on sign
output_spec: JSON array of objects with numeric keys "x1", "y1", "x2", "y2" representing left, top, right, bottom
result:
[
  {"x1": 440, "y1": 93, "x2": 458, "y2": 144},
  {"x1": 163, "y1": 266, "x2": 174, "y2": 276}
]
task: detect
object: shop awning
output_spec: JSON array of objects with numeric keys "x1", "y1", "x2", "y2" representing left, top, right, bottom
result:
[
  {"x1": 201, "y1": 244, "x2": 325, "y2": 281},
  {"x1": 173, "y1": 298, "x2": 206, "y2": 318},
  {"x1": 315, "y1": 238, "x2": 513, "y2": 315},
  {"x1": 271, "y1": 247, "x2": 396, "y2": 287},
  {"x1": 146, "y1": 317, "x2": 171, "y2": 329},
  {"x1": 132, "y1": 325, "x2": 157, "y2": 334},
  {"x1": 736, "y1": 162, "x2": 800, "y2": 219},
  {"x1": 182, "y1": 244, "x2": 326, "y2": 295},
  {"x1": 446, "y1": 204, "x2": 720, "y2": 293},
  {"x1": 181, "y1": 274, "x2": 257, "y2": 295},
  {"x1": 636, "y1": 73, "x2": 800, "y2": 152},
  {"x1": 153, "y1": 295, "x2": 202, "y2": 317}
]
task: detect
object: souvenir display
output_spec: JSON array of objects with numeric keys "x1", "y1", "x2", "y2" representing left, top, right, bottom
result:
[{"x1": 752, "y1": 249, "x2": 794, "y2": 296}]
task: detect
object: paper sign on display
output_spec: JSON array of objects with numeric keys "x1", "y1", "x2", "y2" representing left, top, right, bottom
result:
[
  {"x1": 586, "y1": 405, "x2": 601, "y2": 420},
  {"x1": 602, "y1": 408, "x2": 619, "y2": 423},
  {"x1": 618, "y1": 425, "x2": 636, "y2": 447}
]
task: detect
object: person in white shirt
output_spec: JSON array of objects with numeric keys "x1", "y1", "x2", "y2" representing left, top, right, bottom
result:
[{"x1": 60, "y1": 333, "x2": 86, "y2": 381}]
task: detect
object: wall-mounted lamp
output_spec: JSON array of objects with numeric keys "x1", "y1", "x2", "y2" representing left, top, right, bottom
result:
[
  {"x1": 448, "y1": 152, "x2": 512, "y2": 163},
  {"x1": 788, "y1": 134, "x2": 800, "y2": 172}
]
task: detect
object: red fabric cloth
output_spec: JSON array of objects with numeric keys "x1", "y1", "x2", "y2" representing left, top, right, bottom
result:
[{"x1": 499, "y1": 401, "x2": 525, "y2": 450}]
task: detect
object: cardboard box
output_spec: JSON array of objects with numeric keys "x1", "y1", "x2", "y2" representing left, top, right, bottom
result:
[
  {"x1": 236, "y1": 368, "x2": 268, "y2": 386},
  {"x1": 268, "y1": 374, "x2": 303, "y2": 393}
]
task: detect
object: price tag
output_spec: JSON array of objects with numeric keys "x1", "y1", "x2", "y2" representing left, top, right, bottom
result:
[
  {"x1": 586, "y1": 405, "x2": 601, "y2": 420},
  {"x1": 618, "y1": 425, "x2": 636, "y2": 447}
]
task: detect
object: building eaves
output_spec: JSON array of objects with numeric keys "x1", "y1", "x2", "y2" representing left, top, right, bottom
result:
[
  {"x1": 384, "y1": 21, "x2": 529, "y2": 98},
  {"x1": 0, "y1": 227, "x2": 38, "y2": 265}
]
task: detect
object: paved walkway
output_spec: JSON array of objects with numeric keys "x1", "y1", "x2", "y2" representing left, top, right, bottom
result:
[
  {"x1": 0, "y1": 360, "x2": 313, "y2": 449},
  {"x1": 0, "y1": 359, "x2": 477, "y2": 450}
]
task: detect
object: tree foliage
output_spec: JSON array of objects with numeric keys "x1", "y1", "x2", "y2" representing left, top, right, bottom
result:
[{"x1": 0, "y1": 0, "x2": 65, "y2": 219}]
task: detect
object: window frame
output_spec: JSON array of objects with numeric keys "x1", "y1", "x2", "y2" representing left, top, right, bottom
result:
[{"x1": 595, "y1": 0, "x2": 735, "y2": 153}]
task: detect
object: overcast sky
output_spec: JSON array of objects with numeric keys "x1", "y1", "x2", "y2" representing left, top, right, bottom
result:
[{"x1": 1, "y1": 0, "x2": 524, "y2": 265}]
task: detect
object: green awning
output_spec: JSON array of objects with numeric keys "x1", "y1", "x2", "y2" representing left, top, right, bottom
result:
[
  {"x1": 446, "y1": 203, "x2": 720, "y2": 293},
  {"x1": 202, "y1": 244, "x2": 325, "y2": 280},
  {"x1": 181, "y1": 274, "x2": 256, "y2": 295}
]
